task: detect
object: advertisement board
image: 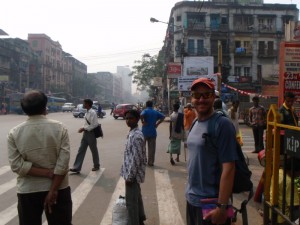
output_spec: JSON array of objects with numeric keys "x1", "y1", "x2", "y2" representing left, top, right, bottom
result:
[
  {"x1": 167, "y1": 63, "x2": 181, "y2": 78},
  {"x1": 178, "y1": 74, "x2": 218, "y2": 91},
  {"x1": 279, "y1": 42, "x2": 300, "y2": 116},
  {"x1": 183, "y1": 57, "x2": 214, "y2": 76}
]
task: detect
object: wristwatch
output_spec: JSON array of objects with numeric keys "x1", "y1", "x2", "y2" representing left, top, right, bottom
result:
[{"x1": 216, "y1": 203, "x2": 228, "y2": 211}]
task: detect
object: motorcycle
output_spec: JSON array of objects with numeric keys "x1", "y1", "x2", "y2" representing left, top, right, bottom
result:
[{"x1": 97, "y1": 111, "x2": 106, "y2": 118}]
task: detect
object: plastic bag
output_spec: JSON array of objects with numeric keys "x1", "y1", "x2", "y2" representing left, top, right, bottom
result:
[{"x1": 112, "y1": 195, "x2": 128, "y2": 225}]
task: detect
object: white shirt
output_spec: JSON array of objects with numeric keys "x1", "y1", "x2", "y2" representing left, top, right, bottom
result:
[{"x1": 83, "y1": 108, "x2": 98, "y2": 131}]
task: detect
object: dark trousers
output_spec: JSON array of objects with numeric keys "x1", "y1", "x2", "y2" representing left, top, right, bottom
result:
[
  {"x1": 73, "y1": 131, "x2": 100, "y2": 171},
  {"x1": 252, "y1": 126, "x2": 265, "y2": 152},
  {"x1": 125, "y1": 181, "x2": 146, "y2": 225},
  {"x1": 186, "y1": 201, "x2": 231, "y2": 225},
  {"x1": 17, "y1": 186, "x2": 72, "y2": 225}
]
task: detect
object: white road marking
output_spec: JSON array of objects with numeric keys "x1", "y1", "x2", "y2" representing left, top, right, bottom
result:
[
  {"x1": 99, "y1": 177, "x2": 125, "y2": 225},
  {"x1": 42, "y1": 168, "x2": 105, "y2": 225},
  {"x1": 0, "y1": 203, "x2": 17, "y2": 225},
  {"x1": 155, "y1": 169, "x2": 185, "y2": 225},
  {"x1": 0, "y1": 166, "x2": 11, "y2": 176},
  {"x1": 0, "y1": 178, "x2": 16, "y2": 195}
]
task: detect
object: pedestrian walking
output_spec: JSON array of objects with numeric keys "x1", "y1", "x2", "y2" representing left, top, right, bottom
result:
[
  {"x1": 168, "y1": 103, "x2": 184, "y2": 165},
  {"x1": 70, "y1": 99, "x2": 100, "y2": 173},
  {"x1": 120, "y1": 109, "x2": 147, "y2": 225},
  {"x1": 186, "y1": 78, "x2": 238, "y2": 225},
  {"x1": 110, "y1": 102, "x2": 116, "y2": 115},
  {"x1": 7, "y1": 90, "x2": 72, "y2": 225},
  {"x1": 249, "y1": 96, "x2": 266, "y2": 153},
  {"x1": 184, "y1": 103, "x2": 197, "y2": 134},
  {"x1": 140, "y1": 100, "x2": 165, "y2": 166},
  {"x1": 228, "y1": 100, "x2": 243, "y2": 146}
]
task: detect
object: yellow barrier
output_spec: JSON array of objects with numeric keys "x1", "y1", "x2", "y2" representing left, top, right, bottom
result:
[{"x1": 264, "y1": 104, "x2": 300, "y2": 224}]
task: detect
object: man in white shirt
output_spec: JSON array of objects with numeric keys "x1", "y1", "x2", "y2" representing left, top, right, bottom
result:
[
  {"x1": 7, "y1": 90, "x2": 72, "y2": 225},
  {"x1": 70, "y1": 99, "x2": 100, "y2": 173}
]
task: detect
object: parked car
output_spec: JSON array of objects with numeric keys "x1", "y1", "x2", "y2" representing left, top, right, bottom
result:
[
  {"x1": 73, "y1": 104, "x2": 86, "y2": 118},
  {"x1": 112, "y1": 104, "x2": 140, "y2": 119},
  {"x1": 73, "y1": 104, "x2": 106, "y2": 118},
  {"x1": 62, "y1": 103, "x2": 75, "y2": 112}
]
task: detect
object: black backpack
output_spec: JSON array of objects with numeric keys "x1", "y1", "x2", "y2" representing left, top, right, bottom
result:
[
  {"x1": 190, "y1": 112, "x2": 253, "y2": 224},
  {"x1": 205, "y1": 112, "x2": 253, "y2": 194},
  {"x1": 190, "y1": 112, "x2": 253, "y2": 194}
]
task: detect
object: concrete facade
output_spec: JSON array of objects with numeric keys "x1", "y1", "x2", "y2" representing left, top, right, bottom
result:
[{"x1": 165, "y1": 1, "x2": 299, "y2": 94}]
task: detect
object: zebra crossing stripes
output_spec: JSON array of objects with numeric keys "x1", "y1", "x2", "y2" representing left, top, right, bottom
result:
[
  {"x1": 0, "y1": 178, "x2": 16, "y2": 195},
  {"x1": 0, "y1": 166, "x2": 10, "y2": 176},
  {"x1": 0, "y1": 203, "x2": 17, "y2": 225},
  {"x1": 155, "y1": 169, "x2": 185, "y2": 225},
  {"x1": 0, "y1": 167, "x2": 186, "y2": 225},
  {"x1": 99, "y1": 176, "x2": 124, "y2": 225},
  {"x1": 42, "y1": 168, "x2": 105, "y2": 225}
]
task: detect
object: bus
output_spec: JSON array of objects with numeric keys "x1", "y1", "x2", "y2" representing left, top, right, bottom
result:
[
  {"x1": 8, "y1": 93, "x2": 66, "y2": 114},
  {"x1": 47, "y1": 96, "x2": 66, "y2": 112}
]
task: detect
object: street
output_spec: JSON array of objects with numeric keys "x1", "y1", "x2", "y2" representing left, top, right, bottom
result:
[{"x1": 0, "y1": 112, "x2": 264, "y2": 225}]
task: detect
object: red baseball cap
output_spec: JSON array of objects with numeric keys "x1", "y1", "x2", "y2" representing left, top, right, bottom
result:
[{"x1": 191, "y1": 78, "x2": 215, "y2": 90}]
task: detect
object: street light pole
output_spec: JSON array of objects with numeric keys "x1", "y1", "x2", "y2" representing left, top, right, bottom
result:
[{"x1": 150, "y1": 17, "x2": 184, "y2": 115}]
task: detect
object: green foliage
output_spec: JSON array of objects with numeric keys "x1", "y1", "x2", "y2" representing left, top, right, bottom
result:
[{"x1": 129, "y1": 53, "x2": 164, "y2": 92}]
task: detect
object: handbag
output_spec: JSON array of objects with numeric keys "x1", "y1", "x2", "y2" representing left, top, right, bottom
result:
[
  {"x1": 93, "y1": 124, "x2": 103, "y2": 138},
  {"x1": 85, "y1": 118, "x2": 103, "y2": 138}
]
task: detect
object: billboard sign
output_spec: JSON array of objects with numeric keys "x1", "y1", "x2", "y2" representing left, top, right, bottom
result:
[
  {"x1": 279, "y1": 42, "x2": 300, "y2": 116},
  {"x1": 183, "y1": 56, "x2": 214, "y2": 76}
]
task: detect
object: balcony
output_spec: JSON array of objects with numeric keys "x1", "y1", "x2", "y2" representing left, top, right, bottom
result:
[
  {"x1": 234, "y1": 47, "x2": 252, "y2": 57},
  {"x1": 257, "y1": 49, "x2": 278, "y2": 58}
]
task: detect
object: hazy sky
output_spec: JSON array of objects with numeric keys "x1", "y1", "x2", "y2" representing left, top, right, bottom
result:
[{"x1": 1, "y1": 0, "x2": 299, "y2": 73}]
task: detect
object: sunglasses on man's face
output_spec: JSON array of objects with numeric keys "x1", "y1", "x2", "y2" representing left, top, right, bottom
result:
[{"x1": 191, "y1": 92, "x2": 214, "y2": 99}]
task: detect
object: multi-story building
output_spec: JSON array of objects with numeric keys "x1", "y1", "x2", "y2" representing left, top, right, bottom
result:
[
  {"x1": 0, "y1": 38, "x2": 41, "y2": 94},
  {"x1": 164, "y1": 0, "x2": 299, "y2": 95},
  {"x1": 89, "y1": 72, "x2": 114, "y2": 103},
  {"x1": 28, "y1": 34, "x2": 87, "y2": 98}
]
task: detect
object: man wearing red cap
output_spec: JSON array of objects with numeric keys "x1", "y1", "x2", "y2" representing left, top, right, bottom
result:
[{"x1": 185, "y1": 78, "x2": 238, "y2": 225}]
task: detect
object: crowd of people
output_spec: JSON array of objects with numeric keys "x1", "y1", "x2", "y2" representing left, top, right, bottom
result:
[{"x1": 6, "y1": 85, "x2": 300, "y2": 225}]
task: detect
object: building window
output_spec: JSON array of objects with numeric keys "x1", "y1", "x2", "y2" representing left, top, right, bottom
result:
[
  {"x1": 221, "y1": 16, "x2": 228, "y2": 24},
  {"x1": 188, "y1": 39, "x2": 195, "y2": 55},
  {"x1": 244, "y1": 67, "x2": 250, "y2": 77},
  {"x1": 176, "y1": 16, "x2": 181, "y2": 22},
  {"x1": 235, "y1": 67, "x2": 241, "y2": 76},
  {"x1": 258, "y1": 41, "x2": 265, "y2": 55},
  {"x1": 197, "y1": 40, "x2": 204, "y2": 55},
  {"x1": 187, "y1": 12, "x2": 205, "y2": 29}
]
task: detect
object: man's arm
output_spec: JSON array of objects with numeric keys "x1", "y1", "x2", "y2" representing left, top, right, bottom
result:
[
  {"x1": 204, "y1": 161, "x2": 235, "y2": 224},
  {"x1": 44, "y1": 174, "x2": 66, "y2": 214},
  {"x1": 45, "y1": 127, "x2": 70, "y2": 214},
  {"x1": 27, "y1": 167, "x2": 53, "y2": 179}
]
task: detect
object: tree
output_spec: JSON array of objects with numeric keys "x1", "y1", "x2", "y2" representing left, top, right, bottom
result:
[{"x1": 129, "y1": 53, "x2": 164, "y2": 92}]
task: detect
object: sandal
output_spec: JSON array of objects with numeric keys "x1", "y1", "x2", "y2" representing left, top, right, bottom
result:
[{"x1": 170, "y1": 158, "x2": 175, "y2": 165}]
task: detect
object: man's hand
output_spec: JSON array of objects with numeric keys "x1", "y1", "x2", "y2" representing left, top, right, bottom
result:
[
  {"x1": 44, "y1": 190, "x2": 58, "y2": 214},
  {"x1": 78, "y1": 128, "x2": 85, "y2": 133},
  {"x1": 204, "y1": 207, "x2": 228, "y2": 224}
]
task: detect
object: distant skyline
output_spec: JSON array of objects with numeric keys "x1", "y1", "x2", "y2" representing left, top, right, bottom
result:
[{"x1": 1, "y1": 0, "x2": 299, "y2": 74}]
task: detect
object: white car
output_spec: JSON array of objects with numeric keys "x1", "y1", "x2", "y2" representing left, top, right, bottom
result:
[{"x1": 62, "y1": 103, "x2": 75, "y2": 112}]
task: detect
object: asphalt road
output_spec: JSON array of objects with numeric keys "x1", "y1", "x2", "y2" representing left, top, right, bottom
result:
[{"x1": 0, "y1": 112, "x2": 264, "y2": 225}]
